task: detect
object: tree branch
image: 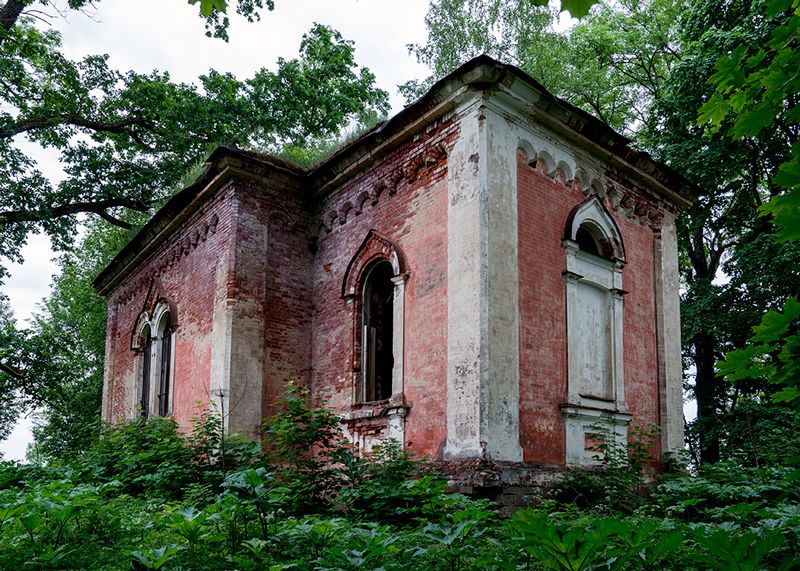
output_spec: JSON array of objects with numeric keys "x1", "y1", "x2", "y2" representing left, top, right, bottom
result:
[
  {"x1": 97, "y1": 209, "x2": 133, "y2": 229},
  {"x1": 0, "y1": 0, "x2": 27, "y2": 45},
  {"x1": 0, "y1": 198, "x2": 150, "y2": 225},
  {"x1": 0, "y1": 359, "x2": 25, "y2": 380},
  {"x1": 0, "y1": 113, "x2": 153, "y2": 140}
]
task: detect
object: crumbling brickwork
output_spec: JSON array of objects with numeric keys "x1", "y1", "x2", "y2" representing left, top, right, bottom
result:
[{"x1": 95, "y1": 56, "x2": 692, "y2": 478}]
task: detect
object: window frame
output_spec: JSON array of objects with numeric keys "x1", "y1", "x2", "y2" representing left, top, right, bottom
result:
[
  {"x1": 341, "y1": 230, "x2": 408, "y2": 408},
  {"x1": 132, "y1": 299, "x2": 177, "y2": 418},
  {"x1": 359, "y1": 260, "x2": 396, "y2": 403},
  {"x1": 561, "y1": 197, "x2": 631, "y2": 466}
]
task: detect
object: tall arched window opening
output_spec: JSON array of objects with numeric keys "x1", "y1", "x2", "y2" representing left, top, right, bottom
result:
[
  {"x1": 140, "y1": 326, "x2": 152, "y2": 418},
  {"x1": 157, "y1": 314, "x2": 173, "y2": 416},
  {"x1": 562, "y1": 196, "x2": 630, "y2": 465},
  {"x1": 362, "y1": 261, "x2": 394, "y2": 402}
]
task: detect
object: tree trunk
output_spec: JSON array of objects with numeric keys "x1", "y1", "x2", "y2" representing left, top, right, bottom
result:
[
  {"x1": 694, "y1": 331, "x2": 721, "y2": 464},
  {"x1": 0, "y1": 0, "x2": 27, "y2": 38}
]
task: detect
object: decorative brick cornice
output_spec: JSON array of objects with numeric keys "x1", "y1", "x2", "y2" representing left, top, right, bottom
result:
[
  {"x1": 321, "y1": 141, "x2": 449, "y2": 236},
  {"x1": 526, "y1": 153, "x2": 674, "y2": 232},
  {"x1": 115, "y1": 212, "x2": 219, "y2": 305}
]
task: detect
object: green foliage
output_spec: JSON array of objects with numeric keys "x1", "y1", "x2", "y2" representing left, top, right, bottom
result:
[
  {"x1": 641, "y1": 0, "x2": 800, "y2": 464},
  {"x1": 1, "y1": 424, "x2": 800, "y2": 569},
  {"x1": 405, "y1": 0, "x2": 682, "y2": 135},
  {"x1": 509, "y1": 510, "x2": 618, "y2": 570},
  {"x1": 694, "y1": 0, "x2": 800, "y2": 426},
  {"x1": 0, "y1": 18, "x2": 389, "y2": 451},
  {"x1": 259, "y1": 382, "x2": 351, "y2": 511},
  {"x1": 0, "y1": 17, "x2": 388, "y2": 280},
  {"x1": 129, "y1": 544, "x2": 185, "y2": 570},
  {"x1": 85, "y1": 416, "x2": 199, "y2": 498},
  {"x1": 188, "y1": 0, "x2": 275, "y2": 41},
  {"x1": 551, "y1": 424, "x2": 659, "y2": 514},
  {"x1": 0, "y1": 295, "x2": 25, "y2": 441},
  {"x1": 697, "y1": 0, "x2": 800, "y2": 242},
  {"x1": 719, "y1": 297, "x2": 800, "y2": 405},
  {"x1": 528, "y1": 0, "x2": 600, "y2": 18}
]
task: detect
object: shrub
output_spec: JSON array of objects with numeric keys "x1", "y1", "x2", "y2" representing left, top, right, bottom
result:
[{"x1": 84, "y1": 416, "x2": 198, "y2": 498}]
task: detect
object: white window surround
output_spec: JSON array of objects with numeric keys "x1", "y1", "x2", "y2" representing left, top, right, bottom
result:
[
  {"x1": 340, "y1": 231, "x2": 409, "y2": 452},
  {"x1": 561, "y1": 197, "x2": 631, "y2": 466},
  {"x1": 131, "y1": 300, "x2": 176, "y2": 418}
]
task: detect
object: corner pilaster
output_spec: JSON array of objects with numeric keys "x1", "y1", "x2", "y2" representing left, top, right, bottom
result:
[
  {"x1": 444, "y1": 97, "x2": 523, "y2": 462},
  {"x1": 209, "y1": 192, "x2": 266, "y2": 439},
  {"x1": 654, "y1": 213, "x2": 684, "y2": 454}
]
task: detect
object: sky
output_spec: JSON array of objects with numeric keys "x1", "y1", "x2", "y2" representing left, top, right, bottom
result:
[{"x1": 0, "y1": 0, "x2": 434, "y2": 460}]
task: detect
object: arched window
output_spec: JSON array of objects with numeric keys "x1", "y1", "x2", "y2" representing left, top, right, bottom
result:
[
  {"x1": 157, "y1": 314, "x2": 173, "y2": 416},
  {"x1": 361, "y1": 261, "x2": 394, "y2": 402},
  {"x1": 575, "y1": 226, "x2": 601, "y2": 257},
  {"x1": 140, "y1": 325, "x2": 152, "y2": 418},
  {"x1": 341, "y1": 230, "x2": 408, "y2": 412},
  {"x1": 562, "y1": 196, "x2": 630, "y2": 465},
  {"x1": 132, "y1": 299, "x2": 176, "y2": 419}
]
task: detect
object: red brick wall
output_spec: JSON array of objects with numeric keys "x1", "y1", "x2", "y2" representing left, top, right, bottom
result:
[
  {"x1": 517, "y1": 150, "x2": 662, "y2": 465},
  {"x1": 311, "y1": 120, "x2": 457, "y2": 459},
  {"x1": 616, "y1": 210, "x2": 661, "y2": 460},
  {"x1": 234, "y1": 183, "x2": 314, "y2": 421},
  {"x1": 106, "y1": 185, "x2": 236, "y2": 430},
  {"x1": 104, "y1": 126, "x2": 667, "y2": 466}
]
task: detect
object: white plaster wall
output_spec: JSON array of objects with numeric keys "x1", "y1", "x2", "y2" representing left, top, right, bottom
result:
[{"x1": 445, "y1": 98, "x2": 486, "y2": 460}]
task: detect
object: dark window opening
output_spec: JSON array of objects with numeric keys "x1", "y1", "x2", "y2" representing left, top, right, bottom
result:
[
  {"x1": 141, "y1": 329, "x2": 152, "y2": 418},
  {"x1": 158, "y1": 322, "x2": 172, "y2": 416},
  {"x1": 362, "y1": 261, "x2": 394, "y2": 402},
  {"x1": 576, "y1": 226, "x2": 601, "y2": 257}
]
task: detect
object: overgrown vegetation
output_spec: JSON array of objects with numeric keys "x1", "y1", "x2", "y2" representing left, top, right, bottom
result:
[
  {"x1": 1, "y1": 0, "x2": 799, "y2": 565},
  {"x1": 0, "y1": 387, "x2": 798, "y2": 570}
]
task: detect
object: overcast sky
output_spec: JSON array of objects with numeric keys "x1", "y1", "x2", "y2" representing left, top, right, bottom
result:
[{"x1": 0, "y1": 0, "x2": 434, "y2": 460}]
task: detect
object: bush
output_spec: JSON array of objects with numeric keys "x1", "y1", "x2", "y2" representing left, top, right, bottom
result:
[{"x1": 84, "y1": 416, "x2": 199, "y2": 498}]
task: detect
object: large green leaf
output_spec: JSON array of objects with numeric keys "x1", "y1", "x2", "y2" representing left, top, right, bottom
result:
[
  {"x1": 528, "y1": 0, "x2": 600, "y2": 18},
  {"x1": 697, "y1": 92, "x2": 728, "y2": 126},
  {"x1": 751, "y1": 297, "x2": 800, "y2": 344},
  {"x1": 709, "y1": 46, "x2": 748, "y2": 92},
  {"x1": 733, "y1": 102, "x2": 778, "y2": 136}
]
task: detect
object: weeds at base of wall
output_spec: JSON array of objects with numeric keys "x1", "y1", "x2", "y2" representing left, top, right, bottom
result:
[{"x1": 0, "y1": 387, "x2": 798, "y2": 569}]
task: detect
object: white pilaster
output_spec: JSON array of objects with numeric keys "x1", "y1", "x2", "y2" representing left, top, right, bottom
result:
[
  {"x1": 444, "y1": 98, "x2": 523, "y2": 462},
  {"x1": 654, "y1": 213, "x2": 684, "y2": 454}
]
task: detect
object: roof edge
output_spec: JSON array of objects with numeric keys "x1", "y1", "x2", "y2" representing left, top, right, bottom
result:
[
  {"x1": 92, "y1": 150, "x2": 304, "y2": 296},
  {"x1": 94, "y1": 55, "x2": 696, "y2": 296}
]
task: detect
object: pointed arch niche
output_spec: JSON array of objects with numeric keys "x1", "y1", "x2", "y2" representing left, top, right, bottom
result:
[
  {"x1": 341, "y1": 230, "x2": 409, "y2": 451},
  {"x1": 560, "y1": 196, "x2": 631, "y2": 466}
]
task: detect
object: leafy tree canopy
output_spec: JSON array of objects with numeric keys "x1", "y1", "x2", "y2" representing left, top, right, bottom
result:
[
  {"x1": 0, "y1": 5, "x2": 389, "y2": 445},
  {"x1": 0, "y1": 14, "x2": 389, "y2": 280},
  {"x1": 403, "y1": 0, "x2": 681, "y2": 136},
  {"x1": 706, "y1": 0, "x2": 800, "y2": 407},
  {"x1": 0, "y1": 0, "x2": 274, "y2": 44}
]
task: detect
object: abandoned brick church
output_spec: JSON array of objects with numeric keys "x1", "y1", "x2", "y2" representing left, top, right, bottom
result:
[{"x1": 94, "y1": 55, "x2": 692, "y2": 474}]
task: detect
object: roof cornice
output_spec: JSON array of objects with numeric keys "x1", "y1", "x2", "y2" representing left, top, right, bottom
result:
[
  {"x1": 92, "y1": 155, "x2": 303, "y2": 296},
  {"x1": 94, "y1": 55, "x2": 696, "y2": 296}
]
